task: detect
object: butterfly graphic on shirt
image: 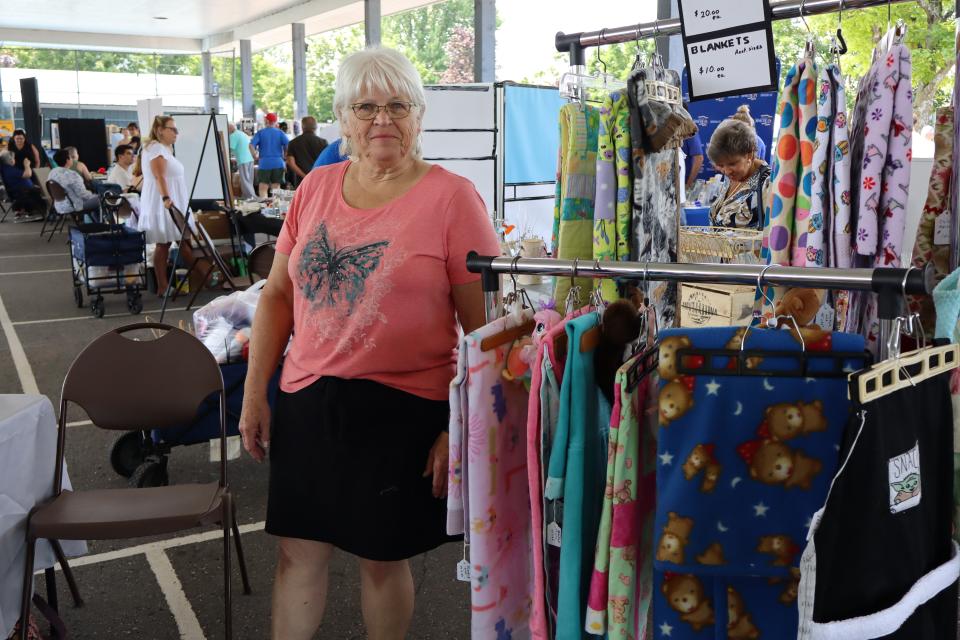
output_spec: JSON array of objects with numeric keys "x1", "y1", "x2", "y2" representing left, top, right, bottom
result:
[{"x1": 298, "y1": 222, "x2": 390, "y2": 311}]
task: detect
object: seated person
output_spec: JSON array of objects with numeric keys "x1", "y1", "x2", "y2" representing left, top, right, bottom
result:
[
  {"x1": 64, "y1": 146, "x2": 93, "y2": 184},
  {"x1": 107, "y1": 144, "x2": 142, "y2": 192},
  {"x1": 0, "y1": 151, "x2": 45, "y2": 221},
  {"x1": 49, "y1": 149, "x2": 101, "y2": 216}
]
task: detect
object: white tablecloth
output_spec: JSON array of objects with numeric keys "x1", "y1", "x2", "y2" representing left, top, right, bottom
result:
[{"x1": 0, "y1": 395, "x2": 87, "y2": 637}]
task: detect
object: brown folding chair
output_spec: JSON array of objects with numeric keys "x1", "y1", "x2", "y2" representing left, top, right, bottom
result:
[
  {"x1": 18, "y1": 323, "x2": 251, "y2": 640},
  {"x1": 247, "y1": 241, "x2": 276, "y2": 282},
  {"x1": 167, "y1": 206, "x2": 252, "y2": 310},
  {"x1": 43, "y1": 180, "x2": 90, "y2": 243}
]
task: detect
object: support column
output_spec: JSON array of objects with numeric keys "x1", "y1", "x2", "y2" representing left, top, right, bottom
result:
[
  {"x1": 365, "y1": 0, "x2": 381, "y2": 46},
  {"x1": 240, "y1": 39, "x2": 254, "y2": 119},
  {"x1": 292, "y1": 23, "x2": 308, "y2": 121},
  {"x1": 474, "y1": 0, "x2": 495, "y2": 82},
  {"x1": 201, "y1": 50, "x2": 218, "y2": 112}
]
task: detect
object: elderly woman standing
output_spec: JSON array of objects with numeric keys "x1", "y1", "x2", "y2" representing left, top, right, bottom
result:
[
  {"x1": 707, "y1": 117, "x2": 772, "y2": 228},
  {"x1": 239, "y1": 47, "x2": 499, "y2": 639}
]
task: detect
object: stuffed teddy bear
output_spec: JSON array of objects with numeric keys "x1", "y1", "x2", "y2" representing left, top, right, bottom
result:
[{"x1": 774, "y1": 288, "x2": 822, "y2": 327}]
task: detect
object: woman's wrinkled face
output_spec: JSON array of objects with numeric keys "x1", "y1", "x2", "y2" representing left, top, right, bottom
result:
[
  {"x1": 342, "y1": 88, "x2": 421, "y2": 166},
  {"x1": 713, "y1": 153, "x2": 754, "y2": 182}
]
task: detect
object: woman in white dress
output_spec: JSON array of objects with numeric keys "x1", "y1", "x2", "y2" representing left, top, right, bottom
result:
[{"x1": 135, "y1": 115, "x2": 195, "y2": 294}]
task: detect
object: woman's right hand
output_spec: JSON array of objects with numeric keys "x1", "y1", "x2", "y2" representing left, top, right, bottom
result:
[{"x1": 239, "y1": 394, "x2": 271, "y2": 462}]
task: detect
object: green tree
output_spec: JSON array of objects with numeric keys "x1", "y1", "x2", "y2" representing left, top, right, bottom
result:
[
  {"x1": 305, "y1": 25, "x2": 365, "y2": 122},
  {"x1": 252, "y1": 47, "x2": 294, "y2": 118},
  {"x1": 382, "y1": 0, "x2": 474, "y2": 83}
]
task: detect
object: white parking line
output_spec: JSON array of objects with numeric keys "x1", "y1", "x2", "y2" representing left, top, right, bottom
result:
[
  {"x1": 12, "y1": 307, "x2": 191, "y2": 326},
  {"x1": 52, "y1": 521, "x2": 266, "y2": 568},
  {"x1": 146, "y1": 550, "x2": 207, "y2": 640},
  {"x1": 0, "y1": 290, "x2": 39, "y2": 394},
  {"x1": 0, "y1": 268, "x2": 71, "y2": 276}
]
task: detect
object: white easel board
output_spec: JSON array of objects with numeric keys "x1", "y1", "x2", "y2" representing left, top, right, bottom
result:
[{"x1": 170, "y1": 113, "x2": 230, "y2": 203}]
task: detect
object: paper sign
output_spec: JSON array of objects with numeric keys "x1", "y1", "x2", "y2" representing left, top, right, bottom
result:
[
  {"x1": 679, "y1": 0, "x2": 767, "y2": 38},
  {"x1": 678, "y1": 0, "x2": 778, "y2": 100}
]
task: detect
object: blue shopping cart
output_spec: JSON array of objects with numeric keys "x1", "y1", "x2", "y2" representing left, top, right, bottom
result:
[{"x1": 69, "y1": 222, "x2": 146, "y2": 318}]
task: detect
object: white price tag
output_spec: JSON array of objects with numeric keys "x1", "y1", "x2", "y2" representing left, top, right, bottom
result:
[
  {"x1": 547, "y1": 522, "x2": 562, "y2": 547},
  {"x1": 456, "y1": 559, "x2": 472, "y2": 582},
  {"x1": 934, "y1": 213, "x2": 951, "y2": 245},
  {"x1": 815, "y1": 303, "x2": 836, "y2": 332}
]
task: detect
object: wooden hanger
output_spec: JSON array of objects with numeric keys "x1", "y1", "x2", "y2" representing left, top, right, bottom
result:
[
  {"x1": 851, "y1": 343, "x2": 959, "y2": 405},
  {"x1": 481, "y1": 319, "x2": 535, "y2": 352}
]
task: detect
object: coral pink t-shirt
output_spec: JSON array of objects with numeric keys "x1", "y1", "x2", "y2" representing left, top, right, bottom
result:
[{"x1": 275, "y1": 161, "x2": 500, "y2": 401}]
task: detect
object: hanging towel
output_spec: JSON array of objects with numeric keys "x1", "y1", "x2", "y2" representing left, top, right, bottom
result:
[
  {"x1": 651, "y1": 326, "x2": 867, "y2": 640},
  {"x1": 585, "y1": 356, "x2": 656, "y2": 639},
  {"x1": 526, "y1": 310, "x2": 572, "y2": 640},
  {"x1": 448, "y1": 335, "x2": 470, "y2": 537},
  {"x1": 798, "y1": 375, "x2": 959, "y2": 639},
  {"x1": 460, "y1": 314, "x2": 534, "y2": 639},
  {"x1": 627, "y1": 66, "x2": 692, "y2": 329},
  {"x1": 763, "y1": 58, "x2": 819, "y2": 269},
  {"x1": 854, "y1": 44, "x2": 914, "y2": 264},
  {"x1": 910, "y1": 107, "x2": 955, "y2": 335},
  {"x1": 545, "y1": 313, "x2": 613, "y2": 640},
  {"x1": 554, "y1": 103, "x2": 600, "y2": 307},
  {"x1": 594, "y1": 91, "x2": 633, "y2": 302},
  {"x1": 829, "y1": 65, "x2": 853, "y2": 270},
  {"x1": 848, "y1": 44, "x2": 914, "y2": 348},
  {"x1": 805, "y1": 65, "x2": 835, "y2": 268}
]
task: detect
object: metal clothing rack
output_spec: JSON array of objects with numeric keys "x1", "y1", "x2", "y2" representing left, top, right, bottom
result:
[
  {"x1": 554, "y1": 0, "x2": 916, "y2": 64},
  {"x1": 466, "y1": 253, "x2": 934, "y2": 360}
]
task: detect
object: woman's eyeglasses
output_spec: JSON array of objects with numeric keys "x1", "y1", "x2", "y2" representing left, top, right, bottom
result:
[
  {"x1": 349, "y1": 102, "x2": 415, "y2": 120},
  {"x1": 164, "y1": 126, "x2": 179, "y2": 134}
]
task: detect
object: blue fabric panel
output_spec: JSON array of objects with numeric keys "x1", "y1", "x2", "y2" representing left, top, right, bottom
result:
[{"x1": 504, "y1": 85, "x2": 567, "y2": 184}]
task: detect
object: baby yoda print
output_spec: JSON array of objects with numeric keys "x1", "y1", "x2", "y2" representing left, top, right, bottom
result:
[
  {"x1": 892, "y1": 473, "x2": 920, "y2": 504},
  {"x1": 888, "y1": 442, "x2": 922, "y2": 513}
]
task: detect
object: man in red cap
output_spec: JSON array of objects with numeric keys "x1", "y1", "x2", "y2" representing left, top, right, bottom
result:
[{"x1": 251, "y1": 112, "x2": 289, "y2": 197}]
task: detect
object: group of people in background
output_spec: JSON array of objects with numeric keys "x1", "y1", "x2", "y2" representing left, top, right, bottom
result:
[{"x1": 227, "y1": 112, "x2": 342, "y2": 199}]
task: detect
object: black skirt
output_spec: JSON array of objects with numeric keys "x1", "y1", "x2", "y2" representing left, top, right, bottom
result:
[{"x1": 265, "y1": 376, "x2": 461, "y2": 561}]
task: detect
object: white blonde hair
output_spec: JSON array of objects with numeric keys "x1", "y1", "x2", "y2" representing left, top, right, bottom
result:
[{"x1": 333, "y1": 46, "x2": 426, "y2": 159}]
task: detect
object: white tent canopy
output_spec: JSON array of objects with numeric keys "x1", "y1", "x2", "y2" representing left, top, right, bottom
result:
[{"x1": 0, "y1": 0, "x2": 439, "y2": 54}]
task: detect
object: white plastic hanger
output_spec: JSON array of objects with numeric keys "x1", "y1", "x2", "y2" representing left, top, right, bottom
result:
[
  {"x1": 559, "y1": 31, "x2": 626, "y2": 104},
  {"x1": 851, "y1": 269, "x2": 958, "y2": 404}
]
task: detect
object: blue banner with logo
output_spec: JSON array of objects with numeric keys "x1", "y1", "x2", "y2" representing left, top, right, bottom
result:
[{"x1": 682, "y1": 61, "x2": 780, "y2": 182}]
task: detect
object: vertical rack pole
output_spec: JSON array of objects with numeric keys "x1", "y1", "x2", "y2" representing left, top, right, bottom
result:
[
  {"x1": 481, "y1": 266, "x2": 500, "y2": 324},
  {"x1": 875, "y1": 281, "x2": 904, "y2": 362}
]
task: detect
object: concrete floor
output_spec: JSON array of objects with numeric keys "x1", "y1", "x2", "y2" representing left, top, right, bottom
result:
[{"x1": 0, "y1": 218, "x2": 471, "y2": 639}]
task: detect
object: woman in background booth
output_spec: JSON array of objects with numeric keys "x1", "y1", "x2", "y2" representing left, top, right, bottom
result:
[
  {"x1": 239, "y1": 46, "x2": 499, "y2": 640},
  {"x1": 9, "y1": 129, "x2": 43, "y2": 181},
  {"x1": 707, "y1": 117, "x2": 771, "y2": 228},
  {"x1": 134, "y1": 115, "x2": 196, "y2": 295}
]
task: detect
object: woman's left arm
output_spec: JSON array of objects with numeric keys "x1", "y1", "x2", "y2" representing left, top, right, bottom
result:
[
  {"x1": 452, "y1": 280, "x2": 487, "y2": 335},
  {"x1": 30, "y1": 144, "x2": 40, "y2": 168}
]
